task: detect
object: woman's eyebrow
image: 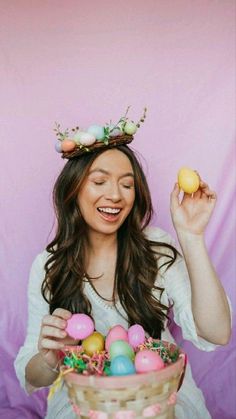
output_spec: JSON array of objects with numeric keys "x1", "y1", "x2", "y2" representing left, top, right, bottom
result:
[
  {"x1": 119, "y1": 173, "x2": 134, "y2": 179},
  {"x1": 89, "y1": 169, "x2": 134, "y2": 179},
  {"x1": 89, "y1": 169, "x2": 109, "y2": 175}
]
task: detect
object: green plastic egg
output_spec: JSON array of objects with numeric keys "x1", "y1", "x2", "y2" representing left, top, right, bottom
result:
[{"x1": 109, "y1": 339, "x2": 135, "y2": 361}]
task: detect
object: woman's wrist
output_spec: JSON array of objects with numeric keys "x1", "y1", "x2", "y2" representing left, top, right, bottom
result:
[
  {"x1": 176, "y1": 229, "x2": 204, "y2": 243},
  {"x1": 175, "y1": 230, "x2": 206, "y2": 255},
  {"x1": 39, "y1": 353, "x2": 60, "y2": 374},
  {"x1": 25, "y1": 352, "x2": 60, "y2": 388}
]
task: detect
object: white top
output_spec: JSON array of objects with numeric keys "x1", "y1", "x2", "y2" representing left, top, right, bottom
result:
[{"x1": 14, "y1": 227, "x2": 217, "y2": 419}]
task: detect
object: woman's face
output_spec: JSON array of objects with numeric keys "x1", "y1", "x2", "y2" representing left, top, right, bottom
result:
[{"x1": 77, "y1": 149, "x2": 135, "y2": 237}]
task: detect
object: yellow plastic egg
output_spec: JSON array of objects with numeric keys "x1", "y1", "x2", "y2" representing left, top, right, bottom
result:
[
  {"x1": 82, "y1": 331, "x2": 105, "y2": 356},
  {"x1": 178, "y1": 167, "x2": 200, "y2": 194}
]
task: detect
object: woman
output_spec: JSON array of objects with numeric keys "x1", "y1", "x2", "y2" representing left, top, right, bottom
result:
[{"x1": 15, "y1": 141, "x2": 231, "y2": 418}]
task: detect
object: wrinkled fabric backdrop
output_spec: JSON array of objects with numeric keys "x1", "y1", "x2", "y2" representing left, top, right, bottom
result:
[{"x1": 0, "y1": 1, "x2": 235, "y2": 418}]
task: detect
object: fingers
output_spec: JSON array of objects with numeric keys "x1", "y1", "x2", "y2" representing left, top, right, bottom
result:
[
  {"x1": 52, "y1": 308, "x2": 72, "y2": 320},
  {"x1": 41, "y1": 325, "x2": 67, "y2": 339},
  {"x1": 41, "y1": 308, "x2": 72, "y2": 330},
  {"x1": 170, "y1": 182, "x2": 180, "y2": 212},
  {"x1": 199, "y1": 180, "x2": 217, "y2": 200},
  {"x1": 40, "y1": 337, "x2": 65, "y2": 350},
  {"x1": 42, "y1": 314, "x2": 67, "y2": 329},
  {"x1": 193, "y1": 171, "x2": 217, "y2": 199},
  {"x1": 39, "y1": 309, "x2": 72, "y2": 351},
  {"x1": 171, "y1": 175, "x2": 217, "y2": 210}
]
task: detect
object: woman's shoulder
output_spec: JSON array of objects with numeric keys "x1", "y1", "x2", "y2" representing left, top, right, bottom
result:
[
  {"x1": 31, "y1": 249, "x2": 50, "y2": 269},
  {"x1": 28, "y1": 249, "x2": 51, "y2": 286},
  {"x1": 24, "y1": 250, "x2": 50, "y2": 297},
  {"x1": 144, "y1": 226, "x2": 175, "y2": 247}
]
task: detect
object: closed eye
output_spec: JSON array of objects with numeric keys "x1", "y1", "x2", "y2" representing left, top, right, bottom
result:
[{"x1": 94, "y1": 181, "x2": 105, "y2": 185}]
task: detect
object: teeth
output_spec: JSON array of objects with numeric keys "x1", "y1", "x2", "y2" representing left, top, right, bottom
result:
[{"x1": 98, "y1": 207, "x2": 121, "y2": 214}]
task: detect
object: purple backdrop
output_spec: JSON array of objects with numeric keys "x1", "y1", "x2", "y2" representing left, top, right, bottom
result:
[{"x1": 0, "y1": 1, "x2": 235, "y2": 418}]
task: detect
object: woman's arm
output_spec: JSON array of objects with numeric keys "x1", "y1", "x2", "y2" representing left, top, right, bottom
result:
[
  {"x1": 25, "y1": 353, "x2": 60, "y2": 388},
  {"x1": 25, "y1": 308, "x2": 73, "y2": 388},
  {"x1": 170, "y1": 180, "x2": 231, "y2": 345}
]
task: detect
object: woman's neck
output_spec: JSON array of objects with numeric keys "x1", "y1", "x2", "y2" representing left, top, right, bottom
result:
[
  {"x1": 85, "y1": 231, "x2": 118, "y2": 301},
  {"x1": 86, "y1": 230, "x2": 117, "y2": 256}
]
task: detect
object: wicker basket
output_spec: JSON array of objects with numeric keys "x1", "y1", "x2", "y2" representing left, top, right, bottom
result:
[
  {"x1": 62, "y1": 135, "x2": 134, "y2": 159},
  {"x1": 63, "y1": 342, "x2": 186, "y2": 419}
]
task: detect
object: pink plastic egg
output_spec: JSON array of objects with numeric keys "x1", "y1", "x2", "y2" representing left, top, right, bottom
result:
[
  {"x1": 65, "y1": 313, "x2": 94, "y2": 340},
  {"x1": 105, "y1": 325, "x2": 129, "y2": 351},
  {"x1": 135, "y1": 350, "x2": 165, "y2": 373},
  {"x1": 128, "y1": 324, "x2": 145, "y2": 349},
  {"x1": 61, "y1": 139, "x2": 76, "y2": 152}
]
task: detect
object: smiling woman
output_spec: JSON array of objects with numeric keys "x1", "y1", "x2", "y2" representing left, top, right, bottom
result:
[
  {"x1": 14, "y1": 130, "x2": 231, "y2": 419},
  {"x1": 42, "y1": 145, "x2": 160, "y2": 318}
]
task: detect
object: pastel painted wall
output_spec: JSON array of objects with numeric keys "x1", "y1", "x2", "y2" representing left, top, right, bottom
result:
[{"x1": 0, "y1": 1, "x2": 235, "y2": 418}]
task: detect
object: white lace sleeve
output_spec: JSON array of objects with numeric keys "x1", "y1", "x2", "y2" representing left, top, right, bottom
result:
[
  {"x1": 146, "y1": 226, "x2": 222, "y2": 351},
  {"x1": 14, "y1": 251, "x2": 49, "y2": 393},
  {"x1": 163, "y1": 255, "x2": 219, "y2": 351}
]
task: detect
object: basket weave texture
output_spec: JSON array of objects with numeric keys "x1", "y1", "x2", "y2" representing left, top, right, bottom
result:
[
  {"x1": 62, "y1": 135, "x2": 134, "y2": 159},
  {"x1": 63, "y1": 342, "x2": 186, "y2": 419}
]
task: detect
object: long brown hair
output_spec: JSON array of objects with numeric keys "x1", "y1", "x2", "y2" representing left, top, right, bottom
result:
[{"x1": 42, "y1": 146, "x2": 177, "y2": 338}]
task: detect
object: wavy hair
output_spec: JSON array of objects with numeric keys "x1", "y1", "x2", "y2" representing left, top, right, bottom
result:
[{"x1": 42, "y1": 146, "x2": 177, "y2": 338}]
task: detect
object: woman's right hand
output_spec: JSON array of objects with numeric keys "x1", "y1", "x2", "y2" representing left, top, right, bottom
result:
[{"x1": 38, "y1": 308, "x2": 75, "y2": 371}]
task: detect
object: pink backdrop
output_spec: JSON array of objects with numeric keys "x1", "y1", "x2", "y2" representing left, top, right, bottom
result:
[{"x1": 0, "y1": 1, "x2": 235, "y2": 418}]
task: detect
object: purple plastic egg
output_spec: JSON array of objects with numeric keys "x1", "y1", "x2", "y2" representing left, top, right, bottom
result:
[
  {"x1": 55, "y1": 141, "x2": 62, "y2": 153},
  {"x1": 65, "y1": 313, "x2": 94, "y2": 340},
  {"x1": 109, "y1": 124, "x2": 123, "y2": 137},
  {"x1": 128, "y1": 324, "x2": 145, "y2": 349}
]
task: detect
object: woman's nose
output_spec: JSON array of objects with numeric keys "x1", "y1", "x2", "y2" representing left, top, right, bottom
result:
[{"x1": 105, "y1": 182, "x2": 122, "y2": 202}]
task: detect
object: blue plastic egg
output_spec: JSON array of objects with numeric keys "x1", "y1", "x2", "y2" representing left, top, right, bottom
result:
[
  {"x1": 87, "y1": 125, "x2": 105, "y2": 140},
  {"x1": 110, "y1": 355, "x2": 136, "y2": 376}
]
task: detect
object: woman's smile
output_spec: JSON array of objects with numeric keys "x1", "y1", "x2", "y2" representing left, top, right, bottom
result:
[{"x1": 97, "y1": 206, "x2": 122, "y2": 222}]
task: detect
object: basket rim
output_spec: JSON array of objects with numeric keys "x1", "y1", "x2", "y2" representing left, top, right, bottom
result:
[{"x1": 63, "y1": 353, "x2": 185, "y2": 390}]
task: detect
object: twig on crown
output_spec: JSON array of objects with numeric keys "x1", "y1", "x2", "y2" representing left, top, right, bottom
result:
[
  {"x1": 54, "y1": 123, "x2": 70, "y2": 141},
  {"x1": 136, "y1": 107, "x2": 147, "y2": 128}
]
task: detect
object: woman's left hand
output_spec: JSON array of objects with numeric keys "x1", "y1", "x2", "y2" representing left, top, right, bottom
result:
[{"x1": 170, "y1": 177, "x2": 217, "y2": 236}]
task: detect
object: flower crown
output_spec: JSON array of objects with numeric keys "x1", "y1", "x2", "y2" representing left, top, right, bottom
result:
[{"x1": 54, "y1": 107, "x2": 147, "y2": 159}]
